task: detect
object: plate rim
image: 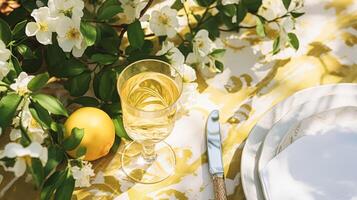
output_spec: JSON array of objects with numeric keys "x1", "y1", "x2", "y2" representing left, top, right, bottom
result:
[
  {"x1": 276, "y1": 106, "x2": 357, "y2": 154},
  {"x1": 258, "y1": 98, "x2": 357, "y2": 199},
  {"x1": 240, "y1": 83, "x2": 357, "y2": 200}
]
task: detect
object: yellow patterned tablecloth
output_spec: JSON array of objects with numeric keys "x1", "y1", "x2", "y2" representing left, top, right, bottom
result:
[{"x1": 3, "y1": 0, "x2": 357, "y2": 199}]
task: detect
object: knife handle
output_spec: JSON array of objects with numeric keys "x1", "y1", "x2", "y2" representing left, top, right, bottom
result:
[{"x1": 212, "y1": 175, "x2": 227, "y2": 200}]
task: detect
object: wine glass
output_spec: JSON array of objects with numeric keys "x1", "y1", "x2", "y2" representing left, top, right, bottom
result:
[{"x1": 117, "y1": 59, "x2": 183, "y2": 184}]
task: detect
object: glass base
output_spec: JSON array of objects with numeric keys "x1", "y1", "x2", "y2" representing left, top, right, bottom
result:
[{"x1": 121, "y1": 141, "x2": 176, "y2": 184}]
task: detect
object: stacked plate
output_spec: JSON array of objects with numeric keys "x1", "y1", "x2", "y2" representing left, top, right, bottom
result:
[{"x1": 241, "y1": 84, "x2": 357, "y2": 200}]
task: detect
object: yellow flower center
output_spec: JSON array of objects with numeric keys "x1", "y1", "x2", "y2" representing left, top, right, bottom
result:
[
  {"x1": 66, "y1": 28, "x2": 81, "y2": 40},
  {"x1": 17, "y1": 87, "x2": 28, "y2": 96},
  {"x1": 159, "y1": 14, "x2": 169, "y2": 25},
  {"x1": 30, "y1": 118, "x2": 41, "y2": 129},
  {"x1": 196, "y1": 40, "x2": 204, "y2": 48},
  {"x1": 38, "y1": 22, "x2": 48, "y2": 32}
]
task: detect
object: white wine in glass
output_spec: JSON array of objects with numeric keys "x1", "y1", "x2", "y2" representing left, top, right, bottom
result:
[{"x1": 117, "y1": 59, "x2": 182, "y2": 184}]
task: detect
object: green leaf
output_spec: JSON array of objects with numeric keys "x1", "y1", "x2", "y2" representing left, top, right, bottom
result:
[
  {"x1": 65, "y1": 72, "x2": 91, "y2": 96},
  {"x1": 21, "y1": 0, "x2": 37, "y2": 12},
  {"x1": 272, "y1": 36, "x2": 281, "y2": 55},
  {"x1": 237, "y1": 3, "x2": 248, "y2": 24},
  {"x1": 71, "y1": 96, "x2": 99, "y2": 107},
  {"x1": 101, "y1": 102, "x2": 121, "y2": 117},
  {"x1": 46, "y1": 45, "x2": 87, "y2": 78},
  {"x1": 98, "y1": 5, "x2": 123, "y2": 20},
  {"x1": 0, "y1": 18, "x2": 12, "y2": 44},
  {"x1": 171, "y1": 0, "x2": 184, "y2": 10},
  {"x1": 21, "y1": 48, "x2": 43, "y2": 73},
  {"x1": 80, "y1": 22, "x2": 97, "y2": 46},
  {"x1": 29, "y1": 158, "x2": 45, "y2": 188},
  {"x1": 50, "y1": 122, "x2": 65, "y2": 143},
  {"x1": 283, "y1": 0, "x2": 292, "y2": 10},
  {"x1": 113, "y1": 116, "x2": 130, "y2": 140},
  {"x1": 12, "y1": 20, "x2": 27, "y2": 40},
  {"x1": 76, "y1": 146, "x2": 87, "y2": 158},
  {"x1": 127, "y1": 20, "x2": 145, "y2": 49},
  {"x1": 222, "y1": 4, "x2": 236, "y2": 17},
  {"x1": 8, "y1": 56, "x2": 21, "y2": 77},
  {"x1": 288, "y1": 32, "x2": 299, "y2": 50},
  {"x1": 98, "y1": 69, "x2": 116, "y2": 101},
  {"x1": 41, "y1": 170, "x2": 67, "y2": 200},
  {"x1": 256, "y1": 17, "x2": 265, "y2": 37},
  {"x1": 29, "y1": 101, "x2": 52, "y2": 129},
  {"x1": 200, "y1": 15, "x2": 220, "y2": 40},
  {"x1": 54, "y1": 172, "x2": 75, "y2": 200},
  {"x1": 210, "y1": 49, "x2": 226, "y2": 59},
  {"x1": 45, "y1": 44, "x2": 66, "y2": 76},
  {"x1": 44, "y1": 146, "x2": 64, "y2": 176},
  {"x1": 28, "y1": 72, "x2": 49, "y2": 92},
  {"x1": 110, "y1": 135, "x2": 121, "y2": 153},
  {"x1": 0, "y1": 93, "x2": 22, "y2": 132},
  {"x1": 63, "y1": 127, "x2": 84, "y2": 151},
  {"x1": 242, "y1": 0, "x2": 262, "y2": 13},
  {"x1": 214, "y1": 60, "x2": 224, "y2": 73},
  {"x1": 291, "y1": 12, "x2": 305, "y2": 18},
  {"x1": 90, "y1": 53, "x2": 117, "y2": 65},
  {"x1": 95, "y1": 24, "x2": 120, "y2": 54},
  {"x1": 63, "y1": 58, "x2": 88, "y2": 77},
  {"x1": 196, "y1": 0, "x2": 215, "y2": 7},
  {"x1": 32, "y1": 94, "x2": 68, "y2": 117}
]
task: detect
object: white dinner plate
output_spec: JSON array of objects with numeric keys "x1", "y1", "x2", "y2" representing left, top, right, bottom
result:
[
  {"x1": 258, "y1": 95, "x2": 357, "y2": 176},
  {"x1": 260, "y1": 124, "x2": 357, "y2": 200},
  {"x1": 241, "y1": 83, "x2": 357, "y2": 200},
  {"x1": 276, "y1": 106, "x2": 357, "y2": 154}
]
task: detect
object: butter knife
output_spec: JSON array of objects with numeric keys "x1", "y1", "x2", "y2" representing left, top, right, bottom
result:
[{"x1": 206, "y1": 110, "x2": 227, "y2": 200}]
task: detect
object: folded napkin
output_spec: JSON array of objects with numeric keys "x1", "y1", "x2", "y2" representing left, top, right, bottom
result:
[{"x1": 260, "y1": 126, "x2": 357, "y2": 200}]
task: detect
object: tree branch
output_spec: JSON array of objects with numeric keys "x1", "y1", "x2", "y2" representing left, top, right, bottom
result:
[{"x1": 218, "y1": 13, "x2": 291, "y2": 32}]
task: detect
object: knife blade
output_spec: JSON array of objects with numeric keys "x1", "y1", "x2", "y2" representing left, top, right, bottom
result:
[{"x1": 206, "y1": 110, "x2": 227, "y2": 200}]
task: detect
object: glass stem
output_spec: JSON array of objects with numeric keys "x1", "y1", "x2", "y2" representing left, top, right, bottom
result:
[{"x1": 141, "y1": 143, "x2": 157, "y2": 162}]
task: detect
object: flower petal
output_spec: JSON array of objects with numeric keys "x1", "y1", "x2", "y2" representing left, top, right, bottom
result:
[
  {"x1": 12, "y1": 158, "x2": 27, "y2": 177},
  {"x1": 25, "y1": 22, "x2": 39, "y2": 37},
  {"x1": 72, "y1": 45, "x2": 86, "y2": 57},
  {"x1": 27, "y1": 142, "x2": 44, "y2": 158},
  {"x1": 182, "y1": 64, "x2": 197, "y2": 82},
  {"x1": 57, "y1": 36, "x2": 74, "y2": 52},
  {"x1": 36, "y1": 31, "x2": 52, "y2": 45},
  {"x1": 9, "y1": 129, "x2": 21, "y2": 141}
]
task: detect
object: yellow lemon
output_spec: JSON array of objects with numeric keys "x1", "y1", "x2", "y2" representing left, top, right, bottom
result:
[{"x1": 64, "y1": 107, "x2": 115, "y2": 161}]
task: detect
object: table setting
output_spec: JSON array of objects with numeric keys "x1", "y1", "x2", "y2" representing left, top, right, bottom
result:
[{"x1": 1, "y1": 0, "x2": 357, "y2": 199}]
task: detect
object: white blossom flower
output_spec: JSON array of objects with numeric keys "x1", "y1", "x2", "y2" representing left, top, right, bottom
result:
[
  {"x1": 72, "y1": 40, "x2": 87, "y2": 58},
  {"x1": 192, "y1": 29, "x2": 216, "y2": 57},
  {"x1": 119, "y1": 0, "x2": 148, "y2": 24},
  {"x1": 9, "y1": 129, "x2": 21, "y2": 141},
  {"x1": 0, "y1": 61, "x2": 10, "y2": 80},
  {"x1": 0, "y1": 40, "x2": 11, "y2": 62},
  {"x1": 181, "y1": 64, "x2": 196, "y2": 82},
  {"x1": 48, "y1": 0, "x2": 84, "y2": 23},
  {"x1": 0, "y1": 142, "x2": 48, "y2": 177},
  {"x1": 10, "y1": 72, "x2": 34, "y2": 96},
  {"x1": 56, "y1": 16, "x2": 84, "y2": 54},
  {"x1": 21, "y1": 106, "x2": 47, "y2": 144},
  {"x1": 0, "y1": 40, "x2": 11, "y2": 80},
  {"x1": 26, "y1": 7, "x2": 56, "y2": 45},
  {"x1": 222, "y1": 0, "x2": 240, "y2": 5},
  {"x1": 156, "y1": 41, "x2": 184, "y2": 70},
  {"x1": 258, "y1": 0, "x2": 303, "y2": 21},
  {"x1": 70, "y1": 161, "x2": 95, "y2": 188},
  {"x1": 149, "y1": 6, "x2": 179, "y2": 38}
]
